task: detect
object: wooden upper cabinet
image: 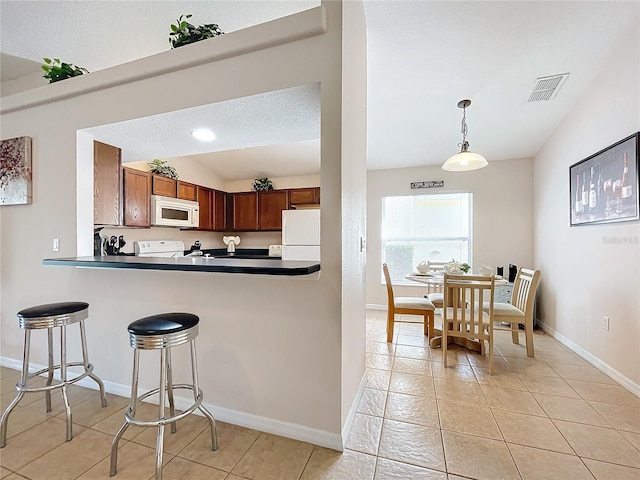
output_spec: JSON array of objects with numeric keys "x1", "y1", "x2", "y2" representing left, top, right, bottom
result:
[
  {"x1": 258, "y1": 190, "x2": 289, "y2": 230},
  {"x1": 152, "y1": 174, "x2": 176, "y2": 197},
  {"x1": 230, "y1": 192, "x2": 258, "y2": 231},
  {"x1": 123, "y1": 168, "x2": 151, "y2": 227},
  {"x1": 289, "y1": 187, "x2": 320, "y2": 206},
  {"x1": 177, "y1": 181, "x2": 197, "y2": 201},
  {"x1": 93, "y1": 141, "x2": 121, "y2": 225},
  {"x1": 212, "y1": 190, "x2": 227, "y2": 231},
  {"x1": 196, "y1": 186, "x2": 213, "y2": 230}
]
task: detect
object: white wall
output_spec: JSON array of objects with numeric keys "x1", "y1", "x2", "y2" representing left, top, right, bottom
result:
[
  {"x1": 340, "y1": 0, "x2": 368, "y2": 431},
  {"x1": 533, "y1": 14, "x2": 640, "y2": 390},
  {"x1": 0, "y1": 2, "x2": 367, "y2": 449},
  {"x1": 224, "y1": 174, "x2": 319, "y2": 192},
  {"x1": 366, "y1": 159, "x2": 533, "y2": 305},
  {"x1": 125, "y1": 158, "x2": 226, "y2": 190}
]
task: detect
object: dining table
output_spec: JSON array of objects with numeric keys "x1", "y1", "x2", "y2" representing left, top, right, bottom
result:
[{"x1": 405, "y1": 271, "x2": 508, "y2": 352}]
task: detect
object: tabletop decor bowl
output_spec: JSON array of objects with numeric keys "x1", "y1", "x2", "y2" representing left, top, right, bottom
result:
[{"x1": 416, "y1": 261, "x2": 429, "y2": 274}]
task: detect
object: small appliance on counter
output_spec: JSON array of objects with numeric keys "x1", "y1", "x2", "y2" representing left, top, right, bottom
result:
[
  {"x1": 134, "y1": 240, "x2": 185, "y2": 258},
  {"x1": 93, "y1": 227, "x2": 104, "y2": 256},
  {"x1": 97, "y1": 232, "x2": 127, "y2": 255}
]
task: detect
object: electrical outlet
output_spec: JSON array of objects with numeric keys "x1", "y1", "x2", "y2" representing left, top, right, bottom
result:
[
  {"x1": 52, "y1": 238, "x2": 60, "y2": 252},
  {"x1": 603, "y1": 316, "x2": 610, "y2": 331}
]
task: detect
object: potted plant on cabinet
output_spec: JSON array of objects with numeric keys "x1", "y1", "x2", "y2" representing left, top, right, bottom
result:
[
  {"x1": 147, "y1": 159, "x2": 179, "y2": 179},
  {"x1": 41, "y1": 58, "x2": 89, "y2": 83},
  {"x1": 169, "y1": 14, "x2": 224, "y2": 49},
  {"x1": 252, "y1": 177, "x2": 274, "y2": 192}
]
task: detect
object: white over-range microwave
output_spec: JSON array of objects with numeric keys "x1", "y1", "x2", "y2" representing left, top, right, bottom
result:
[{"x1": 151, "y1": 195, "x2": 200, "y2": 228}]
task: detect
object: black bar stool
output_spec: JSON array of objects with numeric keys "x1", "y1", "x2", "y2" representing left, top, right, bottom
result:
[
  {"x1": 0, "y1": 301, "x2": 107, "y2": 447},
  {"x1": 110, "y1": 312, "x2": 217, "y2": 480}
]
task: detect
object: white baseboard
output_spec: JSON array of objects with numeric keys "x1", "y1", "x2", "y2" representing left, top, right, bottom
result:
[
  {"x1": 340, "y1": 372, "x2": 368, "y2": 450},
  {"x1": 365, "y1": 304, "x2": 386, "y2": 310},
  {"x1": 538, "y1": 322, "x2": 640, "y2": 397},
  {"x1": 0, "y1": 356, "x2": 343, "y2": 450}
]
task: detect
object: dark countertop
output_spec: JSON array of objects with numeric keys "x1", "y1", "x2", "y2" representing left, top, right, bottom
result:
[{"x1": 42, "y1": 255, "x2": 319, "y2": 276}]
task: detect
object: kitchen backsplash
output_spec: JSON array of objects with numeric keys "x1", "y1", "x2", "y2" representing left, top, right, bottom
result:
[{"x1": 97, "y1": 227, "x2": 282, "y2": 254}]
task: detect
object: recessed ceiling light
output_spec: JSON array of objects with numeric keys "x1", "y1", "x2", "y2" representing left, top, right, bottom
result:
[{"x1": 191, "y1": 128, "x2": 216, "y2": 141}]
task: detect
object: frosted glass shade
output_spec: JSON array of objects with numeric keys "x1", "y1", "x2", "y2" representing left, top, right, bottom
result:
[{"x1": 442, "y1": 151, "x2": 488, "y2": 171}]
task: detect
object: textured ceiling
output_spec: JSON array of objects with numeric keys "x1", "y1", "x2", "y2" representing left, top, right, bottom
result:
[
  {"x1": 84, "y1": 84, "x2": 320, "y2": 161},
  {"x1": 1, "y1": 1, "x2": 639, "y2": 180}
]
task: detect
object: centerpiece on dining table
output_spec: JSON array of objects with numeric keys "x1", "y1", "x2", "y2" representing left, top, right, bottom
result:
[{"x1": 443, "y1": 259, "x2": 471, "y2": 274}]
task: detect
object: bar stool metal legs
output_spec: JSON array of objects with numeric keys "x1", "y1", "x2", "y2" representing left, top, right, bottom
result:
[
  {"x1": 0, "y1": 302, "x2": 107, "y2": 448},
  {"x1": 110, "y1": 313, "x2": 217, "y2": 480}
]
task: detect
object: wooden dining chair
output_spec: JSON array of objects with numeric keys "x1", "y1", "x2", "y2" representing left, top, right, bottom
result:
[
  {"x1": 484, "y1": 267, "x2": 540, "y2": 357},
  {"x1": 427, "y1": 260, "x2": 449, "y2": 308},
  {"x1": 383, "y1": 263, "x2": 435, "y2": 343},
  {"x1": 425, "y1": 261, "x2": 447, "y2": 308},
  {"x1": 443, "y1": 273, "x2": 496, "y2": 373}
]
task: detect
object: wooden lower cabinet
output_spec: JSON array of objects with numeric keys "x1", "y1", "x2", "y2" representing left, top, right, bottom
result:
[
  {"x1": 229, "y1": 192, "x2": 258, "y2": 231},
  {"x1": 258, "y1": 190, "x2": 289, "y2": 230},
  {"x1": 123, "y1": 168, "x2": 151, "y2": 227}
]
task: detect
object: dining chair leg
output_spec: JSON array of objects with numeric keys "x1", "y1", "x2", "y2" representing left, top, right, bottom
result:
[
  {"x1": 488, "y1": 334, "x2": 494, "y2": 374},
  {"x1": 511, "y1": 321, "x2": 519, "y2": 345},
  {"x1": 386, "y1": 309, "x2": 394, "y2": 343},
  {"x1": 427, "y1": 312, "x2": 434, "y2": 341},
  {"x1": 524, "y1": 319, "x2": 535, "y2": 357},
  {"x1": 442, "y1": 328, "x2": 448, "y2": 368}
]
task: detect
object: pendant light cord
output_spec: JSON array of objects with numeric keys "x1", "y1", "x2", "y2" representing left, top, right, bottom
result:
[{"x1": 459, "y1": 104, "x2": 469, "y2": 152}]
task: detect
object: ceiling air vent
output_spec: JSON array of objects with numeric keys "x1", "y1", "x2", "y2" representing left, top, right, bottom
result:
[{"x1": 527, "y1": 73, "x2": 570, "y2": 102}]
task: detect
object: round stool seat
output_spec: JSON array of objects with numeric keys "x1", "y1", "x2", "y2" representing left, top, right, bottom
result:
[
  {"x1": 18, "y1": 302, "x2": 89, "y2": 329},
  {"x1": 1, "y1": 301, "x2": 106, "y2": 448},
  {"x1": 127, "y1": 313, "x2": 199, "y2": 350},
  {"x1": 110, "y1": 311, "x2": 217, "y2": 478}
]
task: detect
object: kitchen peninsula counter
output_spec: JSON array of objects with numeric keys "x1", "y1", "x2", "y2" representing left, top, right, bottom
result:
[{"x1": 43, "y1": 255, "x2": 320, "y2": 276}]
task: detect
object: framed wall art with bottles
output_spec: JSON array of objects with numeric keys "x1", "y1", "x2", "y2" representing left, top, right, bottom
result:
[{"x1": 570, "y1": 132, "x2": 639, "y2": 227}]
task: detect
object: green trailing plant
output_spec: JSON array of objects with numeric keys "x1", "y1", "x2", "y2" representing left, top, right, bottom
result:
[
  {"x1": 169, "y1": 14, "x2": 224, "y2": 49},
  {"x1": 252, "y1": 177, "x2": 274, "y2": 192},
  {"x1": 41, "y1": 58, "x2": 89, "y2": 83},
  {"x1": 148, "y1": 159, "x2": 179, "y2": 180}
]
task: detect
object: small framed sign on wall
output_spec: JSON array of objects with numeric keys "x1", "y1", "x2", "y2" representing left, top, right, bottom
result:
[
  {"x1": 411, "y1": 180, "x2": 444, "y2": 189},
  {"x1": 569, "y1": 132, "x2": 639, "y2": 226}
]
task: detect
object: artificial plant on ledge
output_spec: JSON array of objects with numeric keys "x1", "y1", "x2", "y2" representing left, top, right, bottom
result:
[
  {"x1": 41, "y1": 58, "x2": 89, "y2": 83},
  {"x1": 169, "y1": 14, "x2": 225, "y2": 49}
]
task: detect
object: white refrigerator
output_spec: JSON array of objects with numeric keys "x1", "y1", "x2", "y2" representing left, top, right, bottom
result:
[{"x1": 281, "y1": 209, "x2": 321, "y2": 261}]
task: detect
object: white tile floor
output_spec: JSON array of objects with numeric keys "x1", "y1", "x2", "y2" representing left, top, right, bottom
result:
[{"x1": 0, "y1": 310, "x2": 638, "y2": 479}]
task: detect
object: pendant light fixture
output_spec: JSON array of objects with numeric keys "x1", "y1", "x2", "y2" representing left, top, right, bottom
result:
[{"x1": 441, "y1": 99, "x2": 488, "y2": 172}]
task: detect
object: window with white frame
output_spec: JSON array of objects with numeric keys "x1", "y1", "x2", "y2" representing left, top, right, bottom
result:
[{"x1": 382, "y1": 192, "x2": 472, "y2": 284}]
